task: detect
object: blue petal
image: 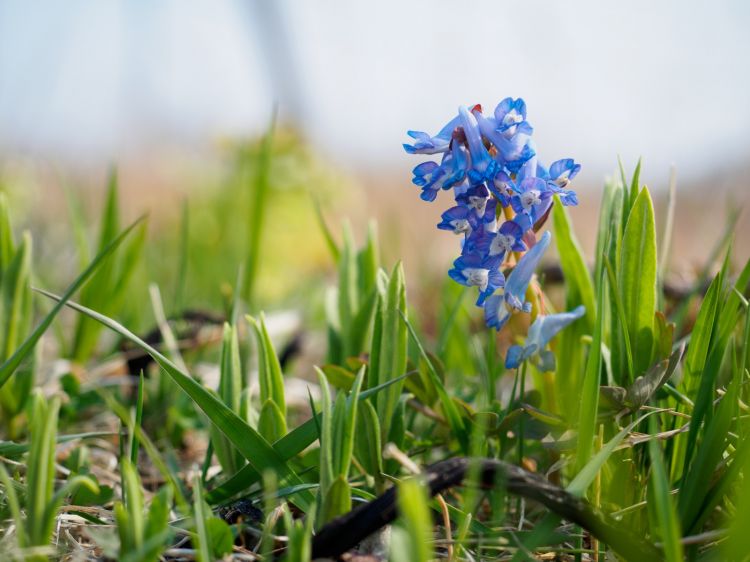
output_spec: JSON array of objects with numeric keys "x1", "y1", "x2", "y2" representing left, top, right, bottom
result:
[
  {"x1": 504, "y1": 143, "x2": 536, "y2": 174},
  {"x1": 516, "y1": 177, "x2": 547, "y2": 194},
  {"x1": 487, "y1": 267, "x2": 506, "y2": 289},
  {"x1": 505, "y1": 343, "x2": 537, "y2": 369},
  {"x1": 533, "y1": 305, "x2": 586, "y2": 349},
  {"x1": 459, "y1": 106, "x2": 495, "y2": 176},
  {"x1": 483, "y1": 293, "x2": 511, "y2": 331},
  {"x1": 463, "y1": 227, "x2": 493, "y2": 255},
  {"x1": 549, "y1": 158, "x2": 581, "y2": 181},
  {"x1": 476, "y1": 287, "x2": 494, "y2": 306},
  {"x1": 505, "y1": 345, "x2": 525, "y2": 369},
  {"x1": 420, "y1": 187, "x2": 439, "y2": 202},
  {"x1": 402, "y1": 116, "x2": 461, "y2": 154},
  {"x1": 499, "y1": 220, "x2": 523, "y2": 239},
  {"x1": 505, "y1": 231, "x2": 551, "y2": 307},
  {"x1": 558, "y1": 190, "x2": 579, "y2": 206},
  {"x1": 448, "y1": 267, "x2": 467, "y2": 286}
]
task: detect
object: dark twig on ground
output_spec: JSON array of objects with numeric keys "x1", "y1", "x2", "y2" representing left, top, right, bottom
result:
[{"x1": 310, "y1": 457, "x2": 661, "y2": 562}]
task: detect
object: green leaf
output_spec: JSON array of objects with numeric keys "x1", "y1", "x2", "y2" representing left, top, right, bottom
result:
[
  {"x1": 1, "y1": 231, "x2": 32, "y2": 360},
  {"x1": 647, "y1": 417, "x2": 684, "y2": 562},
  {"x1": 552, "y1": 196, "x2": 595, "y2": 417},
  {"x1": 552, "y1": 196, "x2": 596, "y2": 328},
  {"x1": 258, "y1": 399, "x2": 287, "y2": 444},
  {"x1": 26, "y1": 393, "x2": 60, "y2": 547},
  {"x1": 211, "y1": 324, "x2": 244, "y2": 475},
  {"x1": 0, "y1": 432, "x2": 115, "y2": 459},
  {"x1": 320, "y1": 364, "x2": 356, "y2": 391},
  {"x1": 619, "y1": 186, "x2": 657, "y2": 376},
  {"x1": 243, "y1": 113, "x2": 275, "y2": 306},
  {"x1": 320, "y1": 475, "x2": 351, "y2": 525},
  {"x1": 337, "y1": 225, "x2": 358, "y2": 359},
  {"x1": 316, "y1": 367, "x2": 335, "y2": 510},
  {"x1": 678, "y1": 359, "x2": 739, "y2": 532},
  {"x1": 282, "y1": 501, "x2": 314, "y2": 562},
  {"x1": 312, "y1": 196, "x2": 340, "y2": 262},
  {"x1": 593, "y1": 179, "x2": 621, "y2": 292},
  {"x1": 118, "y1": 459, "x2": 145, "y2": 552},
  {"x1": 0, "y1": 463, "x2": 25, "y2": 548},
  {"x1": 247, "y1": 314, "x2": 286, "y2": 421},
  {"x1": 575, "y1": 268, "x2": 605, "y2": 472},
  {"x1": 624, "y1": 346, "x2": 682, "y2": 410},
  {"x1": 355, "y1": 399, "x2": 383, "y2": 479},
  {"x1": 205, "y1": 518, "x2": 233, "y2": 558},
  {"x1": 369, "y1": 263, "x2": 408, "y2": 442},
  {"x1": 392, "y1": 478, "x2": 433, "y2": 562},
  {"x1": 0, "y1": 193, "x2": 15, "y2": 272}
]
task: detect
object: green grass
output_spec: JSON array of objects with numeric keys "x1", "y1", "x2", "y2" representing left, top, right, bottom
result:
[{"x1": 0, "y1": 149, "x2": 748, "y2": 562}]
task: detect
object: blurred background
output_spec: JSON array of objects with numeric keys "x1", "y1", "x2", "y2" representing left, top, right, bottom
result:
[{"x1": 1, "y1": 0, "x2": 749, "y2": 315}]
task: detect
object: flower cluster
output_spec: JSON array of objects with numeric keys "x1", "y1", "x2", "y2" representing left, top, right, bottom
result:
[{"x1": 404, "y1": 98, "x2": 584, "y2": 369}]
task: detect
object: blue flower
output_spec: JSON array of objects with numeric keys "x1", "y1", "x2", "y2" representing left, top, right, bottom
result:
[
  {"x1": 465, "y1": 219, "x2": 526, "y2": 267},
  {"x1": 437, "y1": 205, "x2": 478, "y2": 235},
  {"x1": 411, "y1": 162, "x2": 445, "y2": 202},
  {"x1": 540, "y1": 158, "x2": 581, "y2": 206},
  {"x1": 411, "y1": 142, "x2": 469, "y2": 202},
  {"x1": 494, "y1": 97, "x2": 534, "y2": 138},
  {"x1": 448, "y1": 253, "x2": 505, "y2": 306},
  {"x1": 484, "y1": 231, "x2": 551, "y2": 330},
  {"x1": 458, "y1": 106, "x2": 498, "y2": 183},
  {"x1": 505, "y1": 305, "x2": 586, "y2": 370},
  {"x1": 509, "y1": 177, "x2": 553, "y2": 225},
  {"x1": 403, "y1": 114, "x2": 460, "y2": 154},
  {"x1": 548, "y1": 159, "x2": 581, "y2": 186},
  {"x1": 488, "y1": 171, "x2": 515, "y2": 207},
  {"x1": 472, "y1": 109, "x2": 534, "y2": 171},
  {"x1": 455, "y1": 183, "x2": 490, "y2": 218}
]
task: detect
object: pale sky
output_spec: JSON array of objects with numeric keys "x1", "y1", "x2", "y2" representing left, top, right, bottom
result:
[{"x1": 1, "y1": 0, "x2": 749, "y2": 188}]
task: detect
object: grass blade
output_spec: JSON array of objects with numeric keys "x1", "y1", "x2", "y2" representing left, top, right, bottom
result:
[{"x1": 619, "y1": 186, "x2": 657, "y2": 377}]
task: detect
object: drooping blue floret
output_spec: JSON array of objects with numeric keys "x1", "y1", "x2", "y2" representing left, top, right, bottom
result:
[
  {"x1": 505, "y1": 305, "x2": 586, "y2": 369},
  {"x1": 448, "y1": 253, "x2": 505, "y2": 306},
  {"x1": 411, "y1": 142, "x2": 470, "y2": 201},
  {"x1": 548, "y1": 158, "x2": 581, "y2": 186},
  {"x1": 437, "y1": 205, "x2": 477, "y2": 235},
  {"x1": 403, "y1": 114, "x2": 461, "y2": 154},
  {"x1": 494, "y1": 97, "x2": 533, "y2": 137},
  {"x1": 465, "y1": 219, "x2": 526, "y2": 267},
  {"x1": 488, "y1": 171, "x2": 515, "y2": 207},
  {"x1": 546, "y1": 158, "x2": 581, "y2": 206},
  {"x1": 509, "y1": 177, "x2": 554, "y2": 225}
]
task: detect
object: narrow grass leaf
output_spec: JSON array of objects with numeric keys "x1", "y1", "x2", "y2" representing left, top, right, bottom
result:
[
  {"x1": 619, "y1": 186, "x2": 657, "y2": 376},
  {"x1": 648, "y1": 417, "x2": 683, "y2": 562}
]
